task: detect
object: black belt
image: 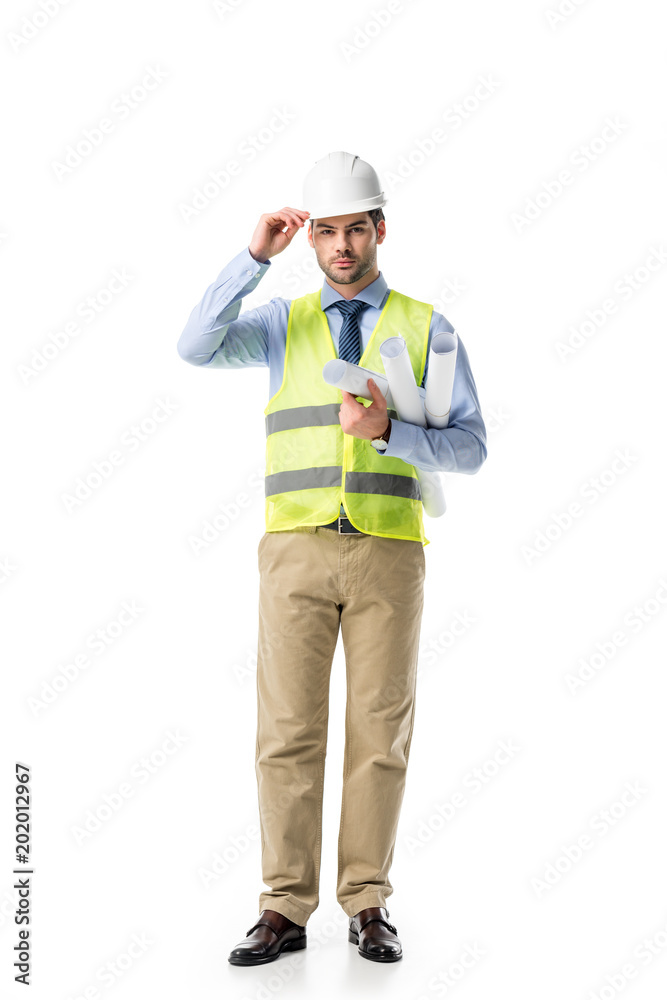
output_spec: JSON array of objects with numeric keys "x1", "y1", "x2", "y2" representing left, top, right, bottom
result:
[{"x1": 321, "y1": 514, "x2": 364, "y2": 534}]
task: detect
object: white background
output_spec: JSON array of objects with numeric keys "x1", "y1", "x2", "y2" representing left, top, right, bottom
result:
[{"x1": 2, "y1": 0, "x2": 667, "y2": 997}]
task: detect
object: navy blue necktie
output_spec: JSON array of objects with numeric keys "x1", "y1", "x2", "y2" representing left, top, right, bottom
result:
[{"x1": 333, "y1": 299, "x2": 369, "y2": 364}]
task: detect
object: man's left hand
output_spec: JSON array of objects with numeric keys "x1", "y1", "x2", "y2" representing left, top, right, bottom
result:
[{"x1": 338, "y1": 378, "x2": 390, "y2": 440}]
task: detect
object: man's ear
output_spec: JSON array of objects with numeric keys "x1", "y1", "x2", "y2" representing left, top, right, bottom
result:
[{"x1": 307, "y1": 222, "x2": 314, "y2": 248}]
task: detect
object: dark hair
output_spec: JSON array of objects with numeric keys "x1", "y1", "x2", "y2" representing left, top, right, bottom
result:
[
  {"x1": 367, "y1": 208, "x2": 385, "y2": 233},
  {"x1": 310, "y1": 208, "x2": 385, "y2": 234}
]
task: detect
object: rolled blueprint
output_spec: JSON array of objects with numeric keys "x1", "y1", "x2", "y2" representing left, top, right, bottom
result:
[
  {"x1": 379, "y1": 337, "x2": 428, "y2": 425},
  {"x1": 322, "y1": 359, "x2": 427, "y2": 412},
  {"x1": 424, "y1": 332, "x2": 458, "y2": 428},
  {"x1": 378, "y1": 337, "x2": 446, "y2": 518}
]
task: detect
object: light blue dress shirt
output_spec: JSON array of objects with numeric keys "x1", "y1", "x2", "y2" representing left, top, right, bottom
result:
[{"x1": 177, "y1": 246, "x2": 487, "y2": 476}]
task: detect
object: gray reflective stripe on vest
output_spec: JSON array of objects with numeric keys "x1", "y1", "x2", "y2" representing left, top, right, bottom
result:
[
  {"x1": 265, "y1": 466, "x2": 342, "y2": 497},
  {"x1": 266, "y1": 404, "x2": 340, "y2": 435},
  {"x1": 266, "y1": 404, "x2": 399, "y2": 435},
  {"x1": 265, "y1": 466, "x2": 421, "y2": 501},
  {"x1": 346, "y1": 471, "x2": 422, "y2": 502}
]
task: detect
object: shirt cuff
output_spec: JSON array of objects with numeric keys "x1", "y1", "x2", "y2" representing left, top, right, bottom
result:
[
  {"x1": 376, "y1": 417, "x2": 418, "y2": 461},
  {"x1": 242, "y1": 245, "x2": 271, "y2": 271}
]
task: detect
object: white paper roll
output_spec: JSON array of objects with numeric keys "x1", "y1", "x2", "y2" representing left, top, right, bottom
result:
[
  {"x1": 322, "y1": 359, "x2": 394, "y2": 409},
  {"x1": 320, "y1": 343, "x2": 449, "y2": 518},
  {"x1": 424, "y1": 332, "x2": 457, "y2": 429},
  {"x1": 322, "y1": 359, "x2": 427, "y2": 411},
  {"x1": 378, "y1": 337, "x2": 427, "y2": 426},
  {"x1": 378, "y1": 337, "x2": 446, "y2": 518}
]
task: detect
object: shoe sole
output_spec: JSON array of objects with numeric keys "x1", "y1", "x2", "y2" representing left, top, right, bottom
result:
[
  {"x1": 228, "y1": 936, "x2": 307, "y2": 966},
  {"x1": 348, "y1": 928, "x2": 403, "y2": 962}
]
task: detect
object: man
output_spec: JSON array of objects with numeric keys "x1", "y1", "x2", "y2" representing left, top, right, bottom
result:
[{"x1": 177, "y1": 151, "x2": 487, "y2": 965}]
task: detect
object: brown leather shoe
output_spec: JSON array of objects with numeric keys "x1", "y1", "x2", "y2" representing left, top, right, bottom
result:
[
  {"x1": 228, "y1": 909, "x2": 307, "y2": 966},
  {"x1": 348, "y1": 906, "x2": 402, "y2": 962}
]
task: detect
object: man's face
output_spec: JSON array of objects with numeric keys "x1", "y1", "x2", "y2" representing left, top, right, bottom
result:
[{"x1": 307, "y1": 212, "x2": 385, "y2": 285}]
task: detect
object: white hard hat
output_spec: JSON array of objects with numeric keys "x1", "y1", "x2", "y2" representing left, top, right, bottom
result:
[{"x1": 303, "y1": 151, "x2": 387, "y2": 220}]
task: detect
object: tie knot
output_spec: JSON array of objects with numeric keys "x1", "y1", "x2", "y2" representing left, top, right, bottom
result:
[{"x1": 334, "y1": 298, "x2": 368, "y2": 318}]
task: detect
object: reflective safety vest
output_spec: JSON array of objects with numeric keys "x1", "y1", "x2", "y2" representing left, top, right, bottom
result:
[{"x1": 264, "y1": 287, "x2": 433, "y2": 546}]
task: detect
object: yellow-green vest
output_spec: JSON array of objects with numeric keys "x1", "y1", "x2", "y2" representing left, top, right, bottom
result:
[{"x1": 263, "y1": 287, "x2": 432, "y2": 546}]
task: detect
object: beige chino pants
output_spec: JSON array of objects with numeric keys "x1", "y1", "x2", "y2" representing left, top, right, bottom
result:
[{"x1": 254, "y1": 523, "x2": 426, "y2": 925}]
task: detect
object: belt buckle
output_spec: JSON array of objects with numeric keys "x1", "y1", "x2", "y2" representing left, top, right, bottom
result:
[{"x1": 337, "y1": 515, "x2": 345, "y2": 534}]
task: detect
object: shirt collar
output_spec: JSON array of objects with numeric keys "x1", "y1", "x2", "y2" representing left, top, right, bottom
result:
[{"x1": 320, "y1": 271, "x2": 388, "y2": 312}]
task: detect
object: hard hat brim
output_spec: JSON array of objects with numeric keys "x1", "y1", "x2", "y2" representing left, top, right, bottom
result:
[{"x1": 307, "y1": 193, "x2": 387, "y2": 221}]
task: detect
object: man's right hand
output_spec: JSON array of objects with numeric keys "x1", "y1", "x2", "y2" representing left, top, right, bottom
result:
[{"x1": 248, "y1": 208, "x2": 310, "y2": 263}]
